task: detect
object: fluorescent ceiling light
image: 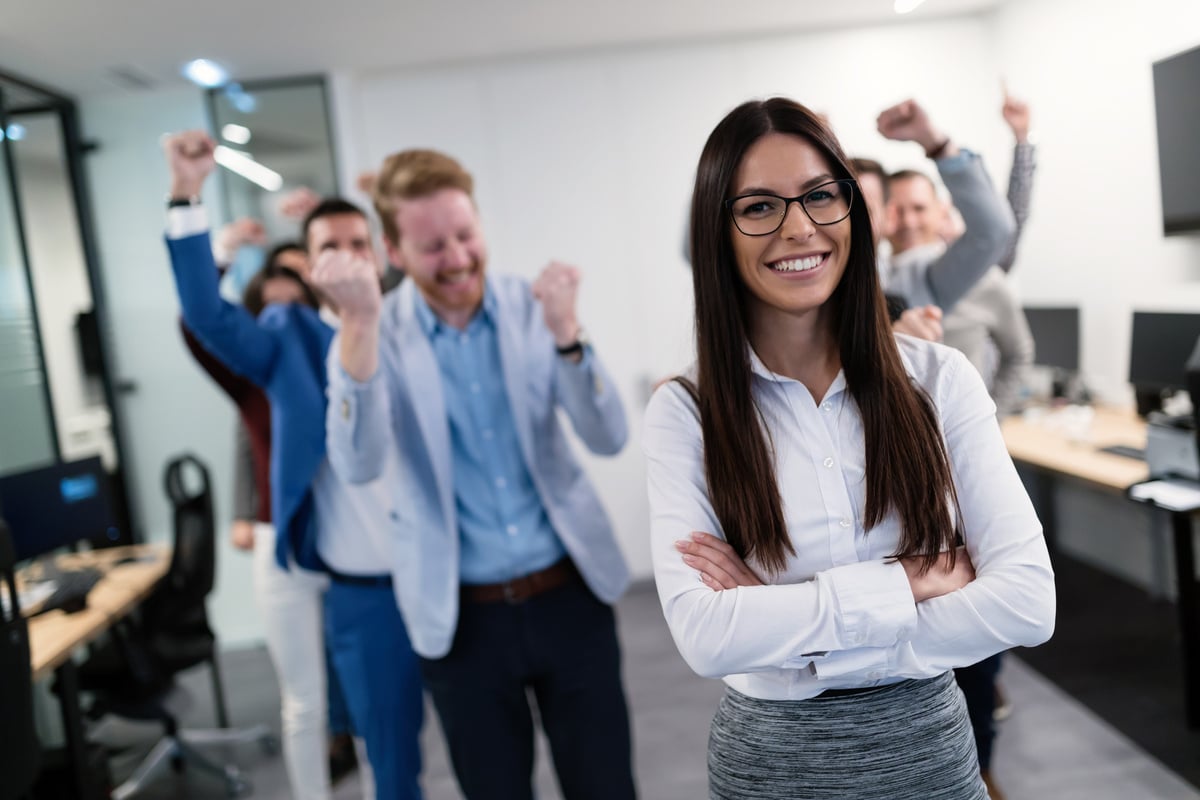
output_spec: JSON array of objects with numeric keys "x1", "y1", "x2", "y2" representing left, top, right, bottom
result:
[
  {"x1": 221, "y1": 123, "x2": 252, "y2": 145},
  {"x1": 182, "y1": 58, "x2": 228, "y2": 88},
  {"x1": 0, "y1": 123, "x2": 25, "y2": 141},
  {"x1": 894, "y1": 0, "x2": 927, "y2": 12},
  {"x1": 213, "y1": 145, "x2": 283, "y2": 191}
]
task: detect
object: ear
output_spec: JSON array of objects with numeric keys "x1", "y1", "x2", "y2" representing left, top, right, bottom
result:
[{"x1": 385, "y1": 238, "x2": 405, "y2": 271}]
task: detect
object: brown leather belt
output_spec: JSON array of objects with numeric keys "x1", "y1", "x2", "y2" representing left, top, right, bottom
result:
[{"x1": 461, "y1": 558, "x2": 578, "y2": 605}]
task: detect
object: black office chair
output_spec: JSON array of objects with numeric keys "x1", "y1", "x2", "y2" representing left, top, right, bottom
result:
[
  {"x1": 80, "y1": 454, "x2": 273, "y2": 798},
  {"x1": 0, "y1": 518, "x2": 40, "y2": 800}
]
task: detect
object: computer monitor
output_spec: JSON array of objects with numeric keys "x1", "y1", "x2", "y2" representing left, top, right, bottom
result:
[
  {"x1": 1129, "y1": 311, "x2": 1200, "y2": 416},
  {"x1": 0, "y1": 456, "x2": 120, "y2": 562},
  {"x1": 1023, "y1": 306, "x2": 1080, "y2": 372}
]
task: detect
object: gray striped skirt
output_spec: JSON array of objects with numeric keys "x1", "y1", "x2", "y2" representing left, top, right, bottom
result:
[{"x1": 708, "y1": 671, "x2": 987, "y2": 800}]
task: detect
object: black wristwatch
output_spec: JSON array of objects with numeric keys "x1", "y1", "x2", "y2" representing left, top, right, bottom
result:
[
  {"x1": 555, "y1": 329, "x2": 590, "y2": 358},
  {"x1": 166, "y1": 194, "x2": 202, "y2": 209}
]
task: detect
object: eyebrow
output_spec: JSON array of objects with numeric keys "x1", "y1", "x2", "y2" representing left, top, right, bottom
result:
[{"x1": 734, "y1": 173, "x2": 838, "y2": 197}]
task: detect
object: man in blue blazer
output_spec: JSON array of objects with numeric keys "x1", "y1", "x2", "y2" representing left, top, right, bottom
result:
[
  {"x1": 314, "y1": 148, "x2": 636, "y2": 800},
  {"x1": 161, "y1": 131, "x2": 424, "y2": 800}
]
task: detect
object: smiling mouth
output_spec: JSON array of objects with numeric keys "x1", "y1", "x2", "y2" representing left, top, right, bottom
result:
[
  {"x1": 438, "y1": 265, "x2": 477, "y2": 286},
  {"x1": 769, "y1": 253, "x2": 827, "y2": 273}
]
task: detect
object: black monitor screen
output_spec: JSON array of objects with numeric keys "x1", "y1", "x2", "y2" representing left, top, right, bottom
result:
[
  {"x1": 1023, "y1": 306, "x2": 1080, "y2": 371},
  {"x1": 1153, "y1": 44, "x2": 1200, "y2": 235},
  {"x1": 1130, "y1": 311, "x2": 1200, "y2": 393},
  {"x1": 0, "y1": 456, "x2": 120, "y2": 562}
]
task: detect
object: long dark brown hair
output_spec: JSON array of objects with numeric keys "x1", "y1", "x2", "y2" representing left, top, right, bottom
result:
[{"x1": 684, "y1": 97, "x2": 959, "y2": 575}]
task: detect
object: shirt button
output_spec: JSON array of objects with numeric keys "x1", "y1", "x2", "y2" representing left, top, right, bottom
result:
[
  {"x1": 823, "y1": 457, "x2": 834, "y2": 469},
  {"x1": 340, "y1": 399, "x2": 350, "y2": 420},
  {"x1": 459, "y1": 333, "x2": 469, "y2": 344},
  {"x1": 839, "y1": 519, "x2": 851, "y2": 528},
  {"x1": 494, "y1": 477, "x2": 507, "y2": 489},
  {"x1": 821, "y1": 401, "x2": 833, "y2": 412},
  {"x1": 470, "y1": 382, "x2": 481, "y2": 393},
  {"x1": 482, "y1": 429, "x2": 495, "y2": 440},
  {"x1": 506, "y1": 524, "x2": 519, "y2": 536}
]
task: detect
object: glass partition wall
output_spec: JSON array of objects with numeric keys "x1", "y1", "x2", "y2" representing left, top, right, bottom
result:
[{"x1": 0, "y1": 71, "x2": 131, "y2": 541}]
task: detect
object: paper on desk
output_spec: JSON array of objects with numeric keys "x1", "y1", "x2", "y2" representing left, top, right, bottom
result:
[
  {"x1": 1129, "y1": 479, "x2": 1200, "y2": 512},
  {"x1": 0, "y1": 581, "x2": 55, "y2": 616}
]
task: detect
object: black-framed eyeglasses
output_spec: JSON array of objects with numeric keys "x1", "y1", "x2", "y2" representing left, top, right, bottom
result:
[{"x1": 725, "y1": 179, "x2": 856, "y2": 236}]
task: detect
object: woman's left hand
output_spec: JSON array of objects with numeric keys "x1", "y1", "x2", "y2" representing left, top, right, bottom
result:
[{"x1": 675, "y1": 532, "x2": 764, "y2": 590}]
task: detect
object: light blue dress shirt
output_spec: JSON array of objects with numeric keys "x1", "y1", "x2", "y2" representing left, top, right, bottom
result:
[{"x1": 413, "y1": 289, "x2": 567, "y2": 584}]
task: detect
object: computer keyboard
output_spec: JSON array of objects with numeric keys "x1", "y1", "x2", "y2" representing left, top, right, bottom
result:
[
  {"x1": 1098, "y1": 444, "x2": 1146, "y2": 461},
  {"x1": 30, "y1": 567, "x2": 103, "y2": 616}
]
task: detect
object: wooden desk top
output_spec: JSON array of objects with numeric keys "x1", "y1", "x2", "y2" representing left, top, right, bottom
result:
[
  {"x1": 25, "y1": 543, "x2": 171, "y2": 682},
  {"x1": 1001, "y1": 406, "x2": 1150, "y2": 493}
]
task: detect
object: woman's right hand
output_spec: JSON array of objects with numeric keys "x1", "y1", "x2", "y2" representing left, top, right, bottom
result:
[{"x1": 900, "y1": 546, "x2": 975, "y2": 602}]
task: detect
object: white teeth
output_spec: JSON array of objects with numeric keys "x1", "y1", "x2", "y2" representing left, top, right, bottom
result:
[
  {"x1": 771, "y1": 254, "x2": 823, "y2": 272},
  {"x1": 441, "y1": 269, "x2": 471, "y2": 284}
]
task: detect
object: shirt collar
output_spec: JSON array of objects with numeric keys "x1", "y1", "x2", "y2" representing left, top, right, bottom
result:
[
  {"x1": 412, "y1": 280, "x2": 497, "y2": 340},
  {"x1": 747, "y1": 345, "x2": 847, "y2": 401}
]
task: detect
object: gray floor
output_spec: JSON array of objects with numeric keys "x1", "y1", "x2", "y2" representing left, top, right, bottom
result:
[{"x1": 95, "y1": 582, "x2": 1200, "y2": 799}]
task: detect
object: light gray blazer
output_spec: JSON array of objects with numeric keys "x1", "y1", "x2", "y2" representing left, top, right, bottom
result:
[{"x1": 325, "y1": 274, "x2": 631, "y2": 658}]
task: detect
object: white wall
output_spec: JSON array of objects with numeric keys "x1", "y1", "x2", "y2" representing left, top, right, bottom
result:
[
  {"x1": 338, "y1": 14, "x2": 1005, "y2": 578},
  {"x1": 81, "y1": 87, "x2": 263, "y2": 646},
  {"x1": 74, "y1": 2, "x2": 1200, "y2": 646},
  {"x1": 991, "y1": 0, "x2": 1200, "y2": 402}
]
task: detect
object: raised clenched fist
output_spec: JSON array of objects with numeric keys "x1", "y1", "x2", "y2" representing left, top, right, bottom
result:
[
  {"x1": 531, "y1": 261, "x2": 582, "y2": 347},
  {"x1": 163, "y1": 130, "x2": 216, "y2": 199}
]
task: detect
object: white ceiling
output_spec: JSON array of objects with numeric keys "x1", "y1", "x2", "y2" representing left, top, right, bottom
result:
[{"x1": 0, "y1": 0, "x2": 1006, "y2": 99}]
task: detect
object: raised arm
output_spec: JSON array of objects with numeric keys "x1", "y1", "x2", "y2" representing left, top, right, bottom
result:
[
  {"x1": 877, "y1": 100, "x2": 1015, "y2": 311},
  {"x1": 533, "y1": 262, "x2": 627, "y2": 455},
  {"x1": 163, "y1": 131, "x2": 278, "y2": 384},
  {"x1": 997, "y1": 90, "x2": 1036, "y2": 273},
  {"x1": 312, "y1": 248, "x2": 391, "y2": 484}
]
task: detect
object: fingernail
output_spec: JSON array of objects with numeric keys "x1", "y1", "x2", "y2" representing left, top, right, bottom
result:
[
  {"x1": 682, "y1": 555, "x2": 696, "y2": 564},
  {"x1": 690, "y1": 532, "x2": 706, "y2": 541},
  {"x1": 674, "y1": 540, "x2": 688, "y2": 551}
]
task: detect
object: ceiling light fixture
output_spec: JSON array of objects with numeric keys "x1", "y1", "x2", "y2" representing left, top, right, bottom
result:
[
  {"x1": 182, "y1": 59, "x2": 229, "y2": 88},
  {"x1": 894, "y1": 0, "x2": 927, "y2": 13},
  {"x1": 2, "y1": 123, "x2": 26, "y2": 141},
  {"x1": 213, "y1": 145, "x2": 283, "y2": 191},
  {"x1": 221, "y1": 124, "x2": 252, "y2": 145}
]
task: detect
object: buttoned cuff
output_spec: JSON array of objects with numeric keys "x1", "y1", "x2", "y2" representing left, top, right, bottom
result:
[
  {"x1": 166, "y1": 206, "x2": 209, "y2": 239},
  {"x1": 821, "y1": 559, "x2": 917, "y2": 649},
  {"x1": 809, "y1": 647, "x2": 893, "y2": 682}
]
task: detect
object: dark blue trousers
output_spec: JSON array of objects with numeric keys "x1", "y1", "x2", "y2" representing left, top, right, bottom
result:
[
  {"x1": 954, "y1": 652, "x2": 1003, "y2": 770},
  {"x1": 420, "y1": 579, "x2": 637, "y2": 800},
  {"x1": 325, "y1": 581, "x2": 425, "y2": 799}
]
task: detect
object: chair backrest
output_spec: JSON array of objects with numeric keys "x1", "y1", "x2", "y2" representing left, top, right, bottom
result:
[
  {"x1": 0, "y1": 518, "x2": 41, "y2": 799},
  {"x1": 139, "y1": 454, "x2": 218, "y2": 654},
  {"x1": 162, "y1": 454, "x2": 216, "y2": 604}
]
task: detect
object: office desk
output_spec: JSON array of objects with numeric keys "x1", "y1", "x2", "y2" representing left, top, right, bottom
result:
[
  {"x1": 23, "y1": 544, "x2": 170, "y2": 797},
  {"x1": 1001, "y1": 407, "x2": 1200, "y2": 728}
]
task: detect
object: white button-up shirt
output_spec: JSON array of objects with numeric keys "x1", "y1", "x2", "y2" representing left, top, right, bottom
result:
[{"x1": 643, "y1": 335, "x2": 1055, "y2": 700}]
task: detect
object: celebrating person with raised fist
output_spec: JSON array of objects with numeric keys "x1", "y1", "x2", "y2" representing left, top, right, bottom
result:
[
  {"x1": 161, "y1": 130, "x2": 423, "y2": 800},
  {"x1": 877, "y1": 98, "x2": 1015, "y2": 314},
  {"x1": 317, "y1": 149, "x2": 636, "y2": 800}
]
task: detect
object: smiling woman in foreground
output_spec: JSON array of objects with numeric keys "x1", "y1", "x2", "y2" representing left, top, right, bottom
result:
[{"x1": 642, "y1": 97, "x2": 1056, "y2": 800}]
